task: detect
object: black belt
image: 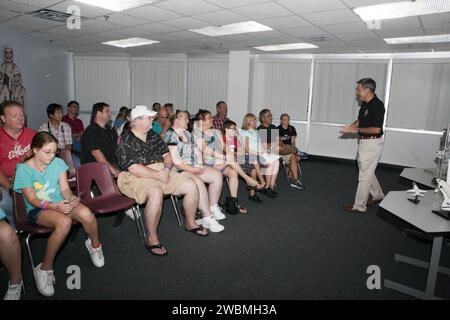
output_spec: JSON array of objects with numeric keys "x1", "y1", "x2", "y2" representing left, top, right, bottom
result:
[{"x1": 359, "y1": 135, "x2": 381, "y2": 140}]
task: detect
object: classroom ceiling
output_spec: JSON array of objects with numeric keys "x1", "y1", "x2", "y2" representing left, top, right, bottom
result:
[{"x1": 0, "y1": 0, "x2": 449, "y2": 55}]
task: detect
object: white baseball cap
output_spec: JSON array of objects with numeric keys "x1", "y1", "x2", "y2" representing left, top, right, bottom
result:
[{"x1": 131, "y1": 105, "x2": 157, "y2": 120}]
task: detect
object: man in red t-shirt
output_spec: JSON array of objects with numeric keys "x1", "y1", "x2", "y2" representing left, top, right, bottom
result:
[
  {"x1": 63, "y1": 100, "x2": 84, "y2": 153},
  {"x1": 0, "y1": 101, "x2": 35, "y2": 224}
]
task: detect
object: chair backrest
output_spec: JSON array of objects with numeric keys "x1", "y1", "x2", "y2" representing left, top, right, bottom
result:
[
  {"x1": 76, "y1": 162, "x2": 120, "y2": 201},
  {"x1": 12, "y1": 191, "x2": 31, "y2": 229},
  {"x1": 59, "y1": 149, "x2": 76, "y2": 179}
]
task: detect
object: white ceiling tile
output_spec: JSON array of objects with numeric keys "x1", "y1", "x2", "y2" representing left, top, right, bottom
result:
[
  {"x1": 0, "y1": 0, "x2": 39, "y2": 13},
  {"x1": 335, "y1": 31, "x2": 379, "y2": 41},
  {"x1": 424, "y1": 26, "x2": 450, "y2": 35},
  {"x1": 320, "y1": 22, "x2": 369, "y2": 34},
  {"x1": 247, "y1": 30, "x2": 298, "y2": 41},
  {"x1": 129, "y1": 22, "x2": 179, "y2": 34},
  {"x1": 259, "y1": 15, "x2": 312, "y2": 29},
  {"x1": 283, "y1": 26, "x2": 329, "y2": 38},
  {"x1": 163, "y1": 17, "x2": 210, "y2": 29},
  {"x1": 123, "y1": 4, "x2": 181, "y2": 21},
  {"x1": 216, "y1": 33, "x2": 257, "y2": 41},
  {"x1": 154, "y1": 0, "x2": 222, "y2": 16},
  {"x1": 192, "y1": 9, "x2": 246, "y2": 25},
  {"x1": 376, "y1": 16, "x2": 422, "y2": 30},
  {"x1": 302, "y1": 9, "x2": 361, "y2": 25},
  {"x1": 276, "y1": 0, "x2": 347, "y2": 14},
  {"x1": 2, "y1": 14, "x2": 62, "y2": 32},
  {"x1": 0, "y1": 10, "x2": 20, "y2": 22},
  {"x1": 230, "y1": 2, "x2": 293, "y2": 20},
  {"x1": 28, "y1": 31, "x2": 72, "y2": 41},
  {"x1": 48, "y1": 1, "x2": 115, "y2": 19},
  {"x1": 204, "y1": 0, "x2": 271, "y2": 9},
  {"x1": 314, "y1": 46, "x2": 360, "y2": 53},
  {"x1": 419, "y1": 12, "x2": 450, "y2": 27},
  {"x1": 310, "y1": 38, "x2": 347, "y2": 48},
  {"x1": 341, "y1": 0, "x2": 405, "y2": 9},
  {"x1": 166, "y1": 30, "x2": 208, "y2": 40},
  {"x1": 94, "y1": 13, "x2": 149, "y2": 27},
  {"x1": 374, "y1": 28, "x2": 425, "y2": 38},
  {"x1": 10, "y1": 0, "x2": 62, "y2": 8}
]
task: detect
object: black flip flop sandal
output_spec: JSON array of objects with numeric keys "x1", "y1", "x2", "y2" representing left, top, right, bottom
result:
[
  {"x1": 146, "y1": 243, "x2": 168, "y2": 257},
  {"x1": 185, "y1": 226, "x2": 209, "y2": 237}
]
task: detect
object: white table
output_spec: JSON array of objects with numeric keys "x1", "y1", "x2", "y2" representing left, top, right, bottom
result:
[
  {"x1": 380, "y1": 191, "x2": 450, "y2": 300},
  {"x1": 400, "y1": 168, "x2": 436, "y2": 189}
]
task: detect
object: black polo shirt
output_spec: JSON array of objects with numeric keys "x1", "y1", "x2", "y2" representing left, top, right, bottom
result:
[
  {"x1": 80, "y1": 122, "x2": 118, "y2": 165},
  {"x1": 116, "y1": 129, "x2": 169, "y2": 171},
  {"x1": 358, "y1": 95, "x2": 385, "y2": 138},
  {"x1": 257, "y1": 123, "x2": 278, "y2": 145},
  {"x1": 277, "y1": 124, "x2": 297, "y2": 145}
]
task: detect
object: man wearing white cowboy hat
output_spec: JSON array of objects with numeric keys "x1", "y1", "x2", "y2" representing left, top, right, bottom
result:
[{"x1": 116, "y1": 105, "x2": 223, "y2": 257}]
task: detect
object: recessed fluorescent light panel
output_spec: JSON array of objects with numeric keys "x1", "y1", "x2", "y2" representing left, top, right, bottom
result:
[
  {"x1": 102, "y1": 37, "x2": 159, "y2": 48},
  {"x1": 74, "y1": 0, "x2": 156, "y2": 12},
  {"x1": 254, "y1": 43, "x2": 318, "y2": 51},
  {"x1": 190, "y1": 21, "x2": 272, "y2": 36},
  {"x1": 385, "y1": 34, "x2": 450, "y2": 44},
  {"x1": 354, "y1": 0, "x2": 450, "y2": 21}
]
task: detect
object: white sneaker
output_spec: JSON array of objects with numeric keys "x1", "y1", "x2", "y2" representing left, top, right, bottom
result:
[
  {"x1": 210, "y1": 204, "x2": 226, "y2": 221},
  {"x1": 3, "y1": 281, "x2": 23, "y2": 300},
  {"x1": 202, "y1": 215, "x2": 225, "y2": 233},
  {"x1": 85, "y1": 238, "x2": 105, "y2": 268},
  {"x1": 34, "y1": 263, "x2": 55, "y2": 297},
  {"x1": 125, "y1": 208, "x2": 135, "y2": 220}
]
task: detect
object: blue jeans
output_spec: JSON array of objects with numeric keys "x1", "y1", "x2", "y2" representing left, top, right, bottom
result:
[{"x1": 0, "y1": 187, "x2": 15, "y2": 228}]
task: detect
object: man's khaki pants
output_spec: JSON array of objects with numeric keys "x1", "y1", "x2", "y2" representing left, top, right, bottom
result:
[{"x1": 353, "y1": 138, "x2": 385, "y2": 212}]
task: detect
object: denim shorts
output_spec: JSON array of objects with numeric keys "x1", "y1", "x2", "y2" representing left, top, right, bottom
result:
[{"x1": 28, "y1": 208, "x2": 43, "y2": 226}]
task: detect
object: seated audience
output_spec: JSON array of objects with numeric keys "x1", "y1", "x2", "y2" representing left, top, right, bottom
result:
[
  {"x1": 39, "y1": 103, "x2": 73, "y2": 152},
  {"x1": 194, "y1": 109, "x2": 263, "y2": 215},
  {"x1": 114, "y1": 106, "x2": 129, "y2": 130},
  {"x1": 0, "y1": 101, "x2": 35, "y2": 226},
  {"x1": 240, "y1": 113, "x2": 279, "y2": 199},
  {"x1": 0, "y1": 209, "x2": 23, "y2": 300},
  {"x1": 277, "y1": 113, "x2": 305, "y2": 190},
  {"x1": 14, "y1": 132, "x2": 104, "y2": 297},
  {"x1": 222, "y1": 120, "x2": 267, "y2": 204},
  {"x1": 163, "y1": 110, "x2": 225, "y2": 231},
  {"x1": 164, "y1": 103, "x2": 174, "y2": 117},
  {"x1": 152, "y1": 102, "x2": 161, "y2": 113},
  {"x1": 116, "y1": 105, "x2": 207, "y2": 257},
  {"x1": 212, "y1": 101, "x2": 229, "y2": 131},
  {"x1": 117, "y1": 108, "x2": 132, "y2": 138},
  {"x1": 81, "y1": 102, "x2": 120, "y2": 178},
  {"x1": 256, "y1": 109, "x2": 281, "y2": 195},
  {"x1": 63, "y1": 100, "x2": 84, "y2": 154},
  {"x1": 152, "y1": 106, "x2": 170, "y2": 137}
]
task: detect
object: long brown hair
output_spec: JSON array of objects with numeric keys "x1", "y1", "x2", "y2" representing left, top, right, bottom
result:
[{"x1": 22, "y1": 131, "x2": 58, "y2": 162}]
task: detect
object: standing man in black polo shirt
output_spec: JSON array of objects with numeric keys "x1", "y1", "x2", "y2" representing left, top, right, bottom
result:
[
  {"x1": 341, "y1": 78, "x2": 385, "y2": 213},
  {"x1": 81, "y1": 102, "x2": 120, "y2": 178}
]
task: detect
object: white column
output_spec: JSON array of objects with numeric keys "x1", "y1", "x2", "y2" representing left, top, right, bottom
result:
[{"x1": 227, "y1": 51, "x2": 251, "y2": 126}]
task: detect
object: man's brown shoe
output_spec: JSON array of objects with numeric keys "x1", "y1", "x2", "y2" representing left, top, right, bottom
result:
[{"x1": 344, "y1": 205, "x2": 365, "y2": 213}]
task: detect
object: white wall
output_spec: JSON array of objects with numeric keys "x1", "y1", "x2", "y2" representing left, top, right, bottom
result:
[
  {"x1": 0, "y1": 26, "x2": 71, "y2": 130},
  {"x1": 71, "y1": 52, "x2": 450, "y2": 169}
]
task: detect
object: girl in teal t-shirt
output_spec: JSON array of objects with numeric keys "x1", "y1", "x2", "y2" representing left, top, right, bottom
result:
[{"x1": 13, "y1": 132, "x2": 105, "y2": 297}]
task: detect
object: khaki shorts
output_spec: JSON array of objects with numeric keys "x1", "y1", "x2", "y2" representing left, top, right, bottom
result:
[{"x1": 117, "y1": 163, "x2": 189, "y2": 204}]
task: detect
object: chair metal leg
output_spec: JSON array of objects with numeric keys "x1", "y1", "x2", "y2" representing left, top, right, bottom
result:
[
  {"x1": 131, "y1": 205, "x2": 147, "y2": 246},
  {"x1": 280, "y1": 160, "x2": 290, "y2": 183},
  {"x1": 114, "y1": 210, "x2": 126, "y2": 228},
  {"x1": 170, "y1": 196, "x2": 183, "y2": 227},
  {"x1": 25, "y1": 234, "x2": 36, "y2": 271},
  {"x1": 297, "y1": 162, "x2": 303, "y2": 180}
]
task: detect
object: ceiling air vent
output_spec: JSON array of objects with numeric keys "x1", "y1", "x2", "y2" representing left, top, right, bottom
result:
[{"x1": 28, "y1": 9, "x2": 81, "y2": 23}]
